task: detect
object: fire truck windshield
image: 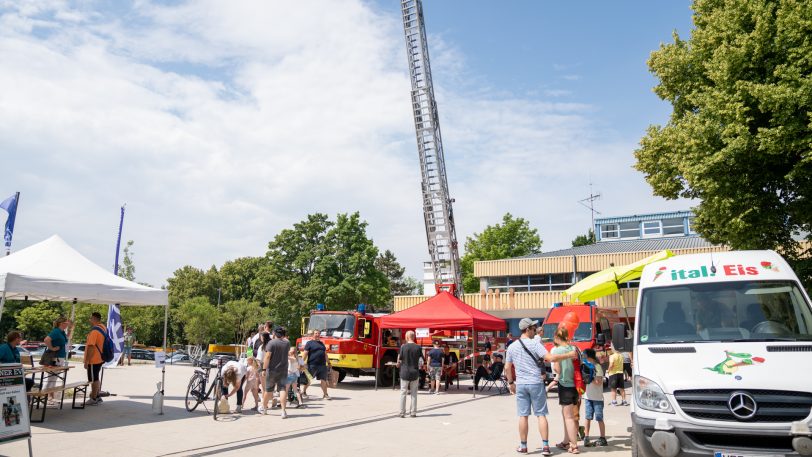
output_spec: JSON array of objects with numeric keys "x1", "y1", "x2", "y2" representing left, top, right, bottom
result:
[{"x1": 308, "y1": 314, "x2": 356, "y2": 339}]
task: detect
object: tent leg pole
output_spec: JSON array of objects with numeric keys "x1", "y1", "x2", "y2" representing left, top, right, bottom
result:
[
  {"x1": 160, "y1": 303, "x2": 169, "y2": 415},
  {"x1": 472, "y1": 327, "x2": 476, "y2": 398},
  {"x1": 65, "y1": 301, "x2": 77, "y2": 365},
  {"x1": 374, "y1": 328, "x2": 382, "y2": 391},
  {"x1": 0, "y1": 290, "x2": 6, "y2": 324}
]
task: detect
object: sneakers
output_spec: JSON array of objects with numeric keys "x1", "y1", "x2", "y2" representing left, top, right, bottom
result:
[
  {"x1": 610, "y1": 400, "x2": 618, "y2": 406},
  {"x1": 596, "y1": 437, "x2": 608, "y2": 447},
  {"x1": 86, "y1": 398, "x2": 100, "y2": 406},
  {"x1": 281, "y1": 410, "x2": 288, "y2": 419},
  {"x1": 409, "y1": 413, "x2": 417, "y2": 418},
  {"x1": 399, "y1": 413, "x2": 406, "y2": 418},
  {"x1": 235, "y1": 406, "x2": 242, "y2": 414},
  {"x1": 584, "y1": 437, "x2": 592, "y2": 448},
  {"x1": 258, "y1": 406, "x2": 265, "y2": 414},
  {"x1": 540, "y1": 446, "x2": 552, "y2": 456},
  {"x1": 323, "y1": 395, "x2": 332, "y2": 400},
  {"x1": 621, "y1": 400, "x2": 630, "y2": 406},
  {"x1": 516, "y1": 445, "x2": 528, "y2": 454}
]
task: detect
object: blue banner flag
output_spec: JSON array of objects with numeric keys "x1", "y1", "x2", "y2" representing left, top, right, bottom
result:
[
  {"x1": 0, "y1": 192, "x2": 19, "y2": 252},
  {"x1": 105, "y1": 304, "x2": 124, "y2": 368}
]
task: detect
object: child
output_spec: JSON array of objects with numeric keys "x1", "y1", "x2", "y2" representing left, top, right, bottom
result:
[
  {"x1": 244, "y1": 356, "x2": 260, "y2": 411},
  {"x1": 582, "y1": 349, "x2": 607, "y2": 447}
]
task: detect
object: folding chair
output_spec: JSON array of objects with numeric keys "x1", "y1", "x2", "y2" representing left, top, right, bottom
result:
[{"x1": 480, "y1": 374, "x2": 509, "y2": 394}]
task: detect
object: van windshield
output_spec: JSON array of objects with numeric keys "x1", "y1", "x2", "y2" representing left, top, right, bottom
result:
[
  {"x1": 638, "y1": 280, "x2": 812, "y2": 344},
  {"x1": 542, "y1": 322, "x2": 593, "y2": 342}
]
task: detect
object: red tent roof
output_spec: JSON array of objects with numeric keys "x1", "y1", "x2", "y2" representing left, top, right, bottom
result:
[{"x1": 380, "y1": 291, "x2": 505, "y2": 331}]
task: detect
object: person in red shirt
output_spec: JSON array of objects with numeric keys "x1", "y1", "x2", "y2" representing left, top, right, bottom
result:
[{"x1": 84, "y1": 312, "x2": 107, "y2": 405}]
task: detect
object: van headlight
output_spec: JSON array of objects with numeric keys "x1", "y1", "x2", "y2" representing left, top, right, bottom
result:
[
  {"x1": 330, "y1": 345, "x2": 339, "y2": 351},
  {"x1": 635, "y1": 375, "x2": 674, "y2": 413}
]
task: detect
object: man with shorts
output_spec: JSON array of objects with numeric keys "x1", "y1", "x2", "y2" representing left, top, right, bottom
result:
[
  {"x1": 607, "y1": 346, "x2": 628, "y2": 405},
  {"x1": 262, "y1": 327, "x2": 291, "y2": 417},
  {"x1": 303, "y1": 329, "x2": 331, "y2": 400},
  {"x1": 426, "y1": 340, "x2": 444, "y2": 394},
  {"x1": 84, "y1": 312, "x2": 107, "y2": 405},
  {"x1": 505, "y1": 318, "x2": 577, "y2": 455},
  {"x1": 120, "y1": 326, "x2": 135, "y2": 366}
]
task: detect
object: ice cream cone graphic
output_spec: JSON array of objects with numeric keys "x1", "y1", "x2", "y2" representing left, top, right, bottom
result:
[
  {"x1": 653, "y1": 266, "x2": 667, "y2": 281},
  {"x1": 760, "y1": 261, "x2": 779, "y2": 272}
]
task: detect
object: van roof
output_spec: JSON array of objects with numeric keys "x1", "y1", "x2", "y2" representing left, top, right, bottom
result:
[{"x1": 640, "y1": 250, "x2": 796, "y2": 287}]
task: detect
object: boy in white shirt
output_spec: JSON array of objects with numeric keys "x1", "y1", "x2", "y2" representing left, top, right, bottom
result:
[{"x1": 582, "y1": 349, "x2": 607, "y2": 447}]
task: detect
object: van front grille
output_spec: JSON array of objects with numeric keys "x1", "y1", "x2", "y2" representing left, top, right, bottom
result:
[{"x1": 674, "y1": 389, "x2": 812, "y2": 423}]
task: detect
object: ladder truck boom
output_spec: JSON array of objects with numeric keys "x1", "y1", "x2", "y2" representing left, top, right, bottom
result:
[{"x1": 401, "y1": 0, "x2": 463, "y2": 296}]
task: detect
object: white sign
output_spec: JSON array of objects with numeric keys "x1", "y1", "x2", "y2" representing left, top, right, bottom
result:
[
  {"x1": 154, "y1": 351, "x2": 166, "y2": 368},
  {"x1": 415, "y1": 328, "x2": 429, "y2": 338},
  {"x1": 0, "y1": 364, "x2": 29, "y2": 444}
]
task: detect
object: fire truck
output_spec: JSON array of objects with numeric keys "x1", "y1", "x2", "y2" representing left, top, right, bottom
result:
[{"x1": 297, "y1": 305, "x2": 402, "y2": 386}]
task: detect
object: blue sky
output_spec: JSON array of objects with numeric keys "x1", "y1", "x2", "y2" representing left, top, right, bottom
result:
[{"x1": 0, "y1": 1, "x2": 695, "y2": 287}]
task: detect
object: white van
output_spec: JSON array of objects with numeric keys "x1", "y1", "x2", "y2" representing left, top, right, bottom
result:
[{"x1": 613, "y1": 250, "x2": 812, "y2": 457}]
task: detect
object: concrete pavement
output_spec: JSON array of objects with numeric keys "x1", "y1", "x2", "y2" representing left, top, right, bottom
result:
[{"x1": 1, "y1": 363, "x2": 633, "y2": 457}]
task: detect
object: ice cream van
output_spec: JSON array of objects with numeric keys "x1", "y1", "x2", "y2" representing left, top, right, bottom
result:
[{"x1": 612, "y1": 250, "x2": 812, "y2": 457}]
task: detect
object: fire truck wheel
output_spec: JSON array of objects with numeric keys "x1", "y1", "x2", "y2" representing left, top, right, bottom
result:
[
  {"x1": 336, "y1": 369, "x2": 347, "y2": 383},
  {"x1": 377, "y1": 354, "x2": 396, "y2": 387}
]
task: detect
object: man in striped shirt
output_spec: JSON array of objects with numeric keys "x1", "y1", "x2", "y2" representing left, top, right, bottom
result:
[{"x1": 505, "y1": 318, "x2": 577, "y2": 455}]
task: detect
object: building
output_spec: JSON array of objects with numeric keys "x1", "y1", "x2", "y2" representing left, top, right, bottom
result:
[{"x1": 394, "y1": 211, "x2": 729, "y2": 331}]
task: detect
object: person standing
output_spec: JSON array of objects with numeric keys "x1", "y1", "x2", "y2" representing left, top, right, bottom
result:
[
  {"x1": 120, "y1": 326, "x2": 135, "y2": 366},
  {"x1": 244, "y1": 357, "x2": 261, "y2": 411},
  {"x1": 43, "y1": 317, "x2": 70, "y2": 402},
  {"x1": 551, "y1": 327, "x2": 580, "y2": 454},
  {"x1": 262, "y1": 327, "x2": 291, "y2": 417},
  {"x1": 426, "y1": 340, "x2": 444, "y2": 394},
  {"x1": 504, "y1": 318, "x2": 577, "y2": 455},
  {"x1": 622, "y1": 350, "x2": 633, "y2": 382},
  {"x1": 84, "y1": 312, "x2": 106, "y2": 405},
  {"x1": 286, "y1": 347, "x2": 304, "y2": 408},
  {"x1": 506, "y1": 332, "x2": 515, "y2": 347},
  {"x1": 302, "y1": 329, "x2": 331, "y2": 400},
  {"x1": 397, "y1": 330, "x2": 422, "y2": 418},
  {"x1": 582, "y1": 349, "x2": 607, "y2": 447},
  {"x1": 607, "y1": 346, "x2": 627, "y2": 406},
  {"x1": 441, "y1": 344, "x2": 458, "y2": 390}
]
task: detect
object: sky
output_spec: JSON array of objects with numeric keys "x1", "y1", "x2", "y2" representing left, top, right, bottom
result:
[{"x1": 0, "y1": 0, "x2": 694, "y2": 287}]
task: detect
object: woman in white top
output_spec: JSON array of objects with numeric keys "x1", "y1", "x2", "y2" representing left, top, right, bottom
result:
[
  {"x1": 221, "y1": 359, "x2": 247, "y2": 413},
  {"x1": 286, "y1": 347, "x2": 304, "y2": 407}
]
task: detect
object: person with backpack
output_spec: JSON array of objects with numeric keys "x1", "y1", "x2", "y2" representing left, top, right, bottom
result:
[
  {"x1": 582, "y1": 349, "x2": 607, "y2": 447},
  {"x1": 84, "y1": 312, "x2": 110, "y2": 405},
  {"x1": 551, "y1": 327, "x2": 580, "y2": 454}
]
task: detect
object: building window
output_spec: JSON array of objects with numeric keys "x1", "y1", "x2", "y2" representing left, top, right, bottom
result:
[
  {"x1": 601, "y1": 224, "x2": 619, "y2": 239},
  {"x1": 687, "y1": 217, "x2": 697, "y2": 234},
  {"x1": 662, "y1": 217, "x2": 684, "y2": 236},
  {"x1": 642, "y1": 220, "x2": 662, "y2": 237},
  {"x1": 619, "y1": 221, "x2": 641, "y2": 239}
]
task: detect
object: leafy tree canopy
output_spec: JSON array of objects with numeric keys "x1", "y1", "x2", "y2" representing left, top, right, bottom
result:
[
  {"x1": 571, "y1": 229, "x2": 596, "y2": 248},
  {"x1": 460, "y1": 213, "x2": 542, "y2": 293},
  {"x1": 635, "y1": 0, "x2": 812, "y2": 273}
]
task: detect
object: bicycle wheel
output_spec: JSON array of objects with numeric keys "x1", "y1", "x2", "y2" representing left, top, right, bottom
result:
[
  {"x1": 185, "y1": 374, "x2": 205, "y2": 412},
  {"x1": 213, "y1": 375, "x2": 223, "y2": 421}
]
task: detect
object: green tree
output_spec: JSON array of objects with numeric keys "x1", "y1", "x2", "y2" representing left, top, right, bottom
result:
[
  {"x1": 375, "y1": 249, "x2": 422, "y2": 307},
  {"x1": 635, "y1": 0, "x2": 812, "y2": 284},
  {"x1": 222, "y1": 299, "x2": 268, "y2": 344},
  {"x1": 15, "y1": 301, "x2": 64, "y2": 340},
  {"x1": 167, "y1": 265, "x2": 219, "y2": 305},
  {"x1": 219, "y1": 257, "x2": 266, "y2": 303},
  {"x1": 177, "y1": 297, "x2": 227, "y2": 346},
  {"x1": 460, "y1": 213, "x2": 542, "y2": 293},
  {"x1": 118, "y1": 240, "x2": 136, "y2": 281},
  {"x1": 571, "y1": 229, "x2": 596, "y2": 248}
]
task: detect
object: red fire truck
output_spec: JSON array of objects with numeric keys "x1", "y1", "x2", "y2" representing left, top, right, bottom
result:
[{"x1": 297, "y1": 306, "x2": 402, "y2": 386}]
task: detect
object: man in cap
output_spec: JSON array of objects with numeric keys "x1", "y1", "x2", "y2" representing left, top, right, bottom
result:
[{"x1": 505, "y1": 318, "x2": 578, "y2": 455}]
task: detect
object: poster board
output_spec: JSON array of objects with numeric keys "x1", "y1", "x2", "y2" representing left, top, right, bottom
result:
[
  {"x1": 415, "y1": 328, "x2": 429, "y2": 338},
  {"x1": 154, "y1": 351, "x2": 166, "y2": 368},
  {"x1": 0, "y1": 364, "x2": 29, "y2": 444}
]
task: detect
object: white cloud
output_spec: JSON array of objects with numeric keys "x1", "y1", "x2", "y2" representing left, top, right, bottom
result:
[{"x1": 0, "y1": 0, "x2": 688, "y2": 288}]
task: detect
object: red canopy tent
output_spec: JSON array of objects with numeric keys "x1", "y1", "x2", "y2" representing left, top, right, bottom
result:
[
  {"x1": 379, "y1": 291, "x2": 505, "y2": 330},
  {"x1": 376, "y1": 292, "x2": 505, "y2": 394}
]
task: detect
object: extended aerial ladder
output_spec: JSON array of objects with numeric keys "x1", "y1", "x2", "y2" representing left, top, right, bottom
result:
[{"x1": 401, "y1": 0, "x2": 463, "y2": 296}]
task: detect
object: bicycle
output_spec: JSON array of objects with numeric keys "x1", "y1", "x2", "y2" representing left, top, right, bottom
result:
[{"x1": 185, "y1": 357, "x2": 225, "y2": 420}]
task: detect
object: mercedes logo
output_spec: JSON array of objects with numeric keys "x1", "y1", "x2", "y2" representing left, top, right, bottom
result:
[{"x1": 728, "y1": 391, "x2": 758, "y2": 420}]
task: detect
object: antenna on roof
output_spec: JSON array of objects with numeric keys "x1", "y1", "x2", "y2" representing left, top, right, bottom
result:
[{"x1": 578, "y1": 181, "x2": 602, "y2": 233}]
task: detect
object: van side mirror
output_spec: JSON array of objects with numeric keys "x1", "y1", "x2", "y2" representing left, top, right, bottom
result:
[
  {"x1": 612, "y1": 323, "x2": 632, "y2": 351},
  {"x1": 596, "y1": 333, "x2": 606, "y2": 346}
]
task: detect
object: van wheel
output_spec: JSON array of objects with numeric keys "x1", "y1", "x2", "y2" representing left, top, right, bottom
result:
[
  {"x1": 631, "y1": 426, "x2": 639, "y2": 457},
  {"x1": 336, "y1": 368, "x2": 347, "y2": 383}
]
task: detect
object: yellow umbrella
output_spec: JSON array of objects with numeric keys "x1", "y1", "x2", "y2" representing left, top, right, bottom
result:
[{"x1": 563, "y1": 250, "x2": 675, "y2": 302}]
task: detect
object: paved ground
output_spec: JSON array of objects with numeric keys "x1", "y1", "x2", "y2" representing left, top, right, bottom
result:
[{"x1": 1, "y1": 363, "x2": 633, "y2": 457}]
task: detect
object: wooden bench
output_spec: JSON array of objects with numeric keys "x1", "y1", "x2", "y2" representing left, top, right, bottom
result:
[{"x1": 27, "y1": 382, "x2": 89, "y2": 423}]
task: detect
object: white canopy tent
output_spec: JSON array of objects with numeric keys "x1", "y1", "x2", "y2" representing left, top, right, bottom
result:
[{"x1": 0, "y1": 235, "x2": 170, "y2": 411}]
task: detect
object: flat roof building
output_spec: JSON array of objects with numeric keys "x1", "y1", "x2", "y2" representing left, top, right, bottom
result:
[{"x1": 395, "y1": 211, "x2": 729, "y2": 324}]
